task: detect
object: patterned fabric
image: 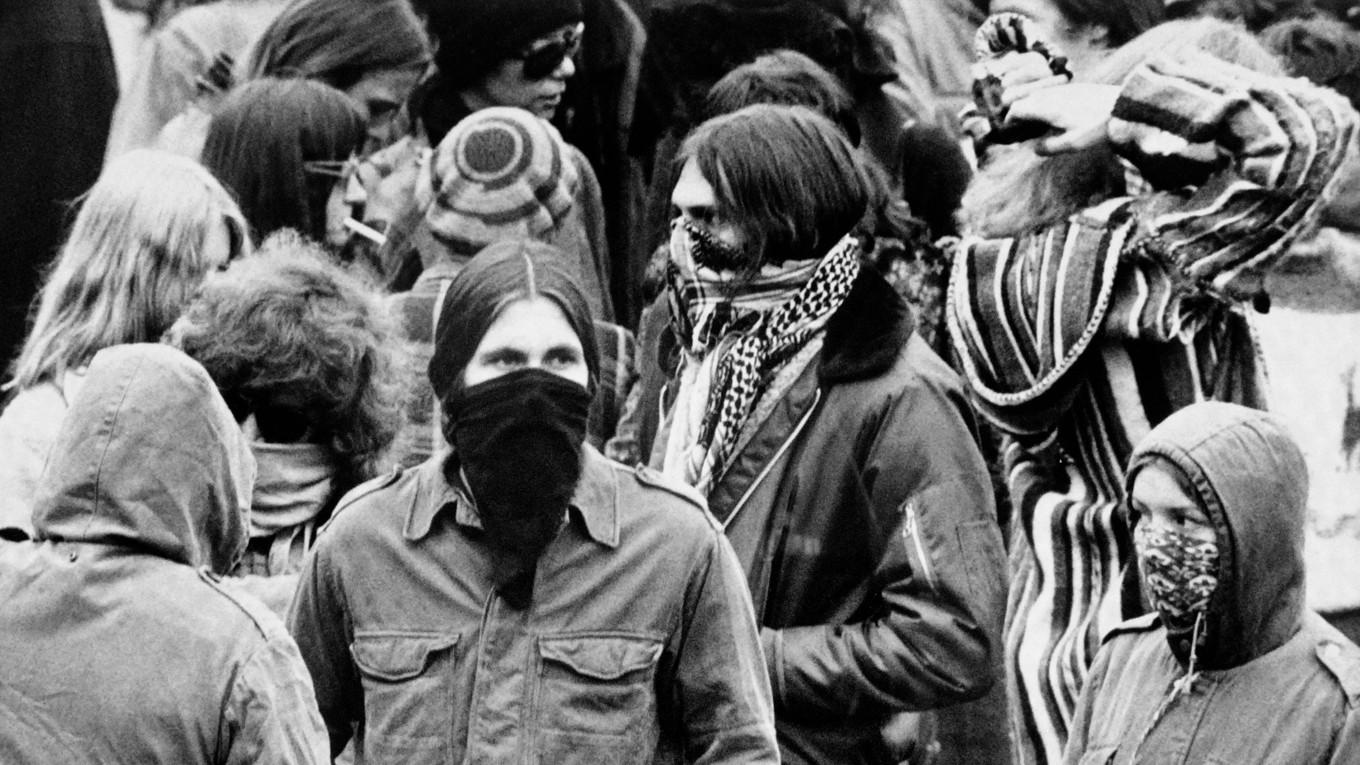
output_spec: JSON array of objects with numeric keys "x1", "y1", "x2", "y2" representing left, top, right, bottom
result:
[
  {"x1": 1135, "y1": 524, "x2": 1220, "y2": 633},
  {"x1": 416, "y1": 107, "x2": 580, "y2": 256},
  {"x1": 662, "y1": 222, "x2": 861, "y2": 491},
  {"x1": 947, "y1": 53, "x2": 1358, "y2": 765}
]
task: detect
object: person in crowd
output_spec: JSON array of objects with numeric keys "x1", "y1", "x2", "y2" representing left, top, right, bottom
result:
[
  {"x1": 0, "y1": 0, "x2": 118, "y2": 374},
  {"x1": 1265, "y1": 13, "x2": 1360, "y2": 111},
  {"x1": 630, "y1": 0, "x2": 970, "y2": 319},
  {"x1": 552, "y1": 0, "x2": 648, "y2": 324},
  {"x1": 652, "y1": 103, "x2": 1007, "y2": 764},
  {"x1": 287, "y1": 239, "x2": 778, "y2": 762},
  {"x1": 103, "y1": 0, "x2": 289, "y2": 160},
  {"x1": 1166, "y1": 0, "x2": 1317, "y2": 29},
  {"x1": 986, "y1": 0, "x2": 1165, "y2": 75},
  {"x1": 0, "y1": 150, "x2": 248, "y2": 537},
  {"x1": 387, "y1": 106, "x2": 633, "y2": 469},
  {"x1": 200, "y1": 78, "x2": 366, "y2": 250},
  {"x1": 382, "y1": 0, "x2": 614, "y2": 319},
  {"x1": 1064, "y1": 402, "x2": 1360, "y2": 764},
  {"x1": 946, "y1": 18, "x2": 1358, "y2": 765},
  {"x1": 131, "y1": 0, "x2": 431, "y2": 160},
  {"x1": 0, "y1": 343, "x2": 328, "y2": 764},
  {"x1": 243, "y1": 0, "x2": 430, "y2": 148},
  {"x1": 168, "y1": 233, "x2": 404, "y2": 612}
]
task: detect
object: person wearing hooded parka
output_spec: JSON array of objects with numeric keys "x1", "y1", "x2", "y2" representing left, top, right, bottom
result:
[
  {"x1": 1064, "y1": 402, "x2": 1360, "y2": 764},
  {"x1": 0, "y1": 344, "x2": 327, "y2": 764}
]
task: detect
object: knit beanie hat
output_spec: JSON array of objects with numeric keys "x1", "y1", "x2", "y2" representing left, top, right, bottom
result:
[
  {"x1": 416, "y1": 106, "x2": 581, "y2": 257},
  {"x1": 429, "y1": 0, "x2": 584, "y2": 89}
]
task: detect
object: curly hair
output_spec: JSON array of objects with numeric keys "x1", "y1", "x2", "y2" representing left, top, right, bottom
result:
[{"x1": 169, "y1": 232, "x2": 406, "y2": 485}]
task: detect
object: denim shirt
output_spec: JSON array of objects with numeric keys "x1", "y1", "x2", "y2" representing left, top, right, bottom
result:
[{"x1": 287, "y1": 446, "x2": 778, "y2": 764}]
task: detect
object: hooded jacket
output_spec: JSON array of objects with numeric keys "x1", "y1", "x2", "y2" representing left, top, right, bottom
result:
[
  {"x1": 1064, "y1": 402, "x2": 1360, "y2": 764},
  {"x1": 0, "y1": 344, "x2": 328, "y2": 765}
]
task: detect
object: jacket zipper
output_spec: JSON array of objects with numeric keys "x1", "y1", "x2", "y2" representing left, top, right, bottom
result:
[
  {"x1": 903, "y1": 502, "x2": 938, "y2": 593},
  {"x1": 723, "y1": 389, "x2": 823, "y2": 531}
]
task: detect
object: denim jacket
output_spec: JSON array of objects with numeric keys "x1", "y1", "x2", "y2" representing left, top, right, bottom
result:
[{"x1": 287, "y1": 446, "x2": 778, "y2": 764}]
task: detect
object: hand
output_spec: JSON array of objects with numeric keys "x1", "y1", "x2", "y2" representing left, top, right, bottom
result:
[
  {"x1": 973, "y1": 50, "x2": 1063, "y2": 95},
  {"x1": 356, "y1": 136, "x2": 430, "y2": 225},
  {"x1": 1006, "y1": 83, "x2": 1120, "y2": 155}
]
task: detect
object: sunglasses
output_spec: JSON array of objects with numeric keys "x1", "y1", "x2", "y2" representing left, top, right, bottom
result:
[{"x1": 517, "y1": 23, "x2": 585, "y2": 80}]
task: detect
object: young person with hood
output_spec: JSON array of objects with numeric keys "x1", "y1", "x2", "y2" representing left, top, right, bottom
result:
[
  {"x1": 947, "y1": 18, "x2": 1360, "y2": 765},
  {"x1": 287, "y1": 239, "x2": 778, "y2": 763},
  {"x1": 0, "y1": 344, "x2": 327, "y2": 764},
  {"x1": 653, "y1": 103, "x2": 1008, "y2": 764},
  {"x1": 1064, "y1": 401, "x2": 1360, "y2": 763}
]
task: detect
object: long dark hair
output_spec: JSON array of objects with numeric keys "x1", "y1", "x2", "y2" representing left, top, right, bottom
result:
[
  {"x1": 245, "y1": 0, "x2": 431, "y2": 91},
  {"x1": 679, "y1": 104, "x2": 871, "y2": 272},
  {"x1": 201, "y1": 78, "x2": 366, "y2": 244}
]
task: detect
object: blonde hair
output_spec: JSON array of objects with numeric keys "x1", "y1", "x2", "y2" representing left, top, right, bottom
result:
[
  {"x1": 11, "y1": 150, "x2": 249, "y2": 388},
  {"x1": 959, "y1": 18, "x2": 1284, "y2": 238}
]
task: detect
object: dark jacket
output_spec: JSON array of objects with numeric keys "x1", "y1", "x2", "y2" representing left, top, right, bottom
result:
[
  {"x1": 0, "y1": 344, "x2": 327, "y2": 764},
  {"x1": 0, "y1": 0, "x2": 117, "y2": 370},
  {"x1": 681, "y1": 269, "x2": 1009, "y2": 764},
  {"x1": 1065, "y1": 402, "x2": 1360, "y2": 764}
]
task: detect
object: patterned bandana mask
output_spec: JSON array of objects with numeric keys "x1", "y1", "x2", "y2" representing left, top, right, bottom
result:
[
  {"x1": 1135, "y1": 523, "x2": 1221, "y2": 633},
  {"x1": 662, "y1": 217, "x2": 861, "y2": 490}
]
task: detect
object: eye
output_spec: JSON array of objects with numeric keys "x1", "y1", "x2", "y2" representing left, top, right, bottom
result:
[{"x1": 544, "y1": 348, "x2": 581, "y2": 369}]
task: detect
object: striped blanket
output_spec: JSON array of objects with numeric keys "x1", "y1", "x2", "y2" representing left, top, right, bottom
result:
[{"x1": 948, "y1": 52, "x2": 1357, "y2": 764}]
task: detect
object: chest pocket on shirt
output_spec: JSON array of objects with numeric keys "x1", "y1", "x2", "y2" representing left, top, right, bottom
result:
[
  {"x1": 534, "y1": 633, "x2": 664, "y2": 763},
  {"x1": 351, "y1": 631, "x2": 459, "y2": 758}
]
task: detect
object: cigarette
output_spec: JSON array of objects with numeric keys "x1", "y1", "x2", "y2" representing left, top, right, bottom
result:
[{"x1": 344, "y1": 218, "x2": 387, "y2": 246}]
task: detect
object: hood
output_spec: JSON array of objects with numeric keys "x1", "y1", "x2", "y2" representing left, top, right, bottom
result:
[
  {"x1": 1126, "y1": 401, "x2": 1308, "y2": 669},
  {"x1": 31, "y1": 344, "x2": 255, "y2": 573}
]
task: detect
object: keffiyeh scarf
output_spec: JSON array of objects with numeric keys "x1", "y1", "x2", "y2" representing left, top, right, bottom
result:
[{"x1": 662, "y1": 219, "x2": 860, "y2": 492}]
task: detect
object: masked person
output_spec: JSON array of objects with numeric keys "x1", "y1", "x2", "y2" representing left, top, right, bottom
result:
[
  {"x1": 947, "y1": 19, "x2": 1360, "y2": 765},
  {"x1": 1064, "y1": 402, "x2": 1360, "y2": 764},
  {"x1": 286, "y1": 239, "x2": 778, "y2": 763},
  {"x1": 168, "y1": 233, "x2": 405, "y2": 615},
  {"x1": 0, "y1": 344, "x2": 327, "y2": 764},
  {"x1": 652, "y1": 103, "x2": 1008, "y2": 765}
]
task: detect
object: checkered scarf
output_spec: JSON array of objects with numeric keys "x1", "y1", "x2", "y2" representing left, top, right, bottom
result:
[{"x1": 663, "y1": 220, "x2": 861, "y2": 491}]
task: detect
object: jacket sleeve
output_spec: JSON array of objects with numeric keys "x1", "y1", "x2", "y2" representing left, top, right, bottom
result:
[
  {"x1": 762, "y1": 375, "x2": 1008, "y2": 718},
  {"x1": 221, "y1": 633, "x2": 330, "y2": 765},
  {"x1": 673, "y1": 528, "x2": 780, "y2": 763},
  {"x1": 1062, "y1": 640, "x2": 1112, "y2": 764},
  {"x1": 1108, "y1": 51, "x2": 1358, "y2": 300},
  {"x1": 286, "y1": 540, "x2": 362, "y2": 759},
  {"x1": 947, "y1": 52, "x2": 1358, "y2": 437}
]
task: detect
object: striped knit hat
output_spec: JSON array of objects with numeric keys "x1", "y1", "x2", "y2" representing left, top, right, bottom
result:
[{"x1": 417, "y1": 107, "x2": 580, "y2": 257}]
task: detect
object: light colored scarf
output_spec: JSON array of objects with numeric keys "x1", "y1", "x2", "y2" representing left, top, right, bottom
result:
[{"x1": 662, "y1": 222, "x2": 861, "y2": 492}]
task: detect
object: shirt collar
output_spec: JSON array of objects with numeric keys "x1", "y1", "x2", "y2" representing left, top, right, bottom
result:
[{"x1": 403, "y1": 446, "x2": 620, "y2": 548}]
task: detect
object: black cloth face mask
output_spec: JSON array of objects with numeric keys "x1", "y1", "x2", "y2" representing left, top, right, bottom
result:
[{"x1": 442, "y1": 368, "x2": 591, "y2": 604}]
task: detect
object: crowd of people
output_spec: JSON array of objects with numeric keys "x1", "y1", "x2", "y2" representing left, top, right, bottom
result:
[{"x1": 3, "y1": 0, "x2": 1360, "y2": 763}]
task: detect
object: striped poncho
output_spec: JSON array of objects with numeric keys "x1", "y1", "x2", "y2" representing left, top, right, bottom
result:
[{"x1": 947, "y1": 52, "x2": 1358, "y2": 765}]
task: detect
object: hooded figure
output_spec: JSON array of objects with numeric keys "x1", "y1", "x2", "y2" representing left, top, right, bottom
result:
[
  {"x1": 0, "y1": 344, "x2": 327, "y2": 765},
  {"x1": 1064, "y1": 402, "x2": 1360, "y2": 764}
]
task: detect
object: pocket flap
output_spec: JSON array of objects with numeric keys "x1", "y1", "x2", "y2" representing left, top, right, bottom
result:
[
  {"x1": 538, "y1": 635, "x2": 663, "y2": 680},
  {"x1": 350, "y1": 632, "x2": 459, "y2": 682}
]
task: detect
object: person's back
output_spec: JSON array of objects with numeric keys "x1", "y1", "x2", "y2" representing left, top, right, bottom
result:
[{"x1": 0, "y1": 344, "x2": 327, "y2": 765}]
